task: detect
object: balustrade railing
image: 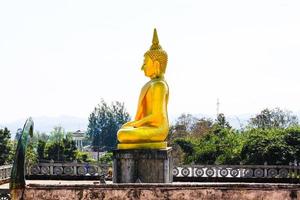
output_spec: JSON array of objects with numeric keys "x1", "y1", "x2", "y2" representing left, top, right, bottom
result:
[
  {"x1": 0, "y1": 165, "x2": 12, "y2": 181},
  {"x1": 28, "y1": 161, "x2": 111, "y2": 179},
  {"x1": 21, "y1": 161, "x2": 300, "y2": 182},
  {"x1": 173, "y1": 162, "x2": 300, "y2": 180}
]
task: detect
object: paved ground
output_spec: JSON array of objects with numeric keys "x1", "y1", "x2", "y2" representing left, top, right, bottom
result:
[
  {"x1": 1, "y1": 180, "x2": 300, "y2": 190},
  {"x1": 0, "y1": 183, "x2": 9, "y2": 189},
  {"x1": 0, "y1": 180, "x2": 113, "y2": 190}
]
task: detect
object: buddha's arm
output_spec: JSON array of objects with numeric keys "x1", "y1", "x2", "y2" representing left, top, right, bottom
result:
[
  {"x1": 128, "y1": 81, "x2": 167, "y2": 128},
  {"x1": 121, "y1": 86, "x2": 146, "y2": 128}
]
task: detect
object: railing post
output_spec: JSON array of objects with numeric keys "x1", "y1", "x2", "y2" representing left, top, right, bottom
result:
[
  {"x1": 264, "y1": 162, "x2": 268, "y2": 178},
  {"x1": 50, "y1": 159, "x2": 54, "y2": 175},
  {"x1": 73, "y1": 160, "x2": 77, "y2": 176},
  {"x1": 294, "y1": 160, "x2": 297, "y2": 179},
  {"x1": 5, "y1": 166, "x2": 7, "y2": 178},
  {"x1": 289, "y1": 162, "x2": 292, "y2": 178},
  {"x1": 298, "y1": 162, "x2": 300, "y2": 178},
  {"x1": 191, "y1": 162, "x2": 194, "y2": 177},
  {"x1": 0, "y1": 167, "x2": 3, "y2": 180}
]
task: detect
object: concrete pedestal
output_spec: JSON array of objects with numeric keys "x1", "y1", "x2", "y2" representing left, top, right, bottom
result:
[{"x1": 113, "y1": 147, "x2": 172, "y2": 183}]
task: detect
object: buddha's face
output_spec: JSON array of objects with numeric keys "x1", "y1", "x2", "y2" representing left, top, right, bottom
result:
[{"x1": 141, "y1": 55, "x2": 161, "y2": 79}]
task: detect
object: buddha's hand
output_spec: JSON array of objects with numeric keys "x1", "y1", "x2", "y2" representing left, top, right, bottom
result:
[
  {"x1": 121, "y1": 121, "x2": 135, "y2": 128},
  {"x1": 121, "y1": 121, "x2": 140, "y2": 128}
]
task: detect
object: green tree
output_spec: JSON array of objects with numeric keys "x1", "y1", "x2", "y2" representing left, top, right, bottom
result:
[
  {"x1": 283, "y1": 126, "x2": 300, "y2": 162},
  {"x1": 76, "y1": 151, "x2": 94, "y2": 163},
  {"x1": 25, "y1": 143, "x2": 38, "y2": 170},
  {"x1": 45, "y1": 142, "x2": 64, "y2": 161},
  {"x1": 36, "y1": 132, "x2": 49, "y2": 161},
  {"x1": 63, "y1": 133, "x2": 77, "y2": 161},
  {"x1": 7, "y1": 140, "x2": 17, "y2": 164},
  {"x1": 0, "y1": 128, "x2": 11, "y2": 165},
  {"x1": 37, "y1": 140, "x2": 46, "y2": 160},
  {"x1": 191, "y1": 117, "x2": 214, "y2": 138},
  {"x1": 45, "y1": 127, "x2": 77, "y2": 161},
  {"x1": 240, "y1": 128, "x2": 293, "y2": 165},
  {"x1": 87, "y1": 99, "x2": 130, "y2": 151},
  {"x1": 175, "y1": 113, "x2": 242, "y2": 165},
  {"x1": 249, "y1": 108, "x2": 298, "y2": 129},
  {"x1": 215, "y1": 113, "x2": 231, "y2": 129},
  {"x1": 49, "y1": 126, "x2": 65, "y2": 143},
  {"x1": 99, "y1": 152, "x2": 113, "y2": 164},
  {"x1": 37, "y1": 132, "x2": 49, "y2": 142}
]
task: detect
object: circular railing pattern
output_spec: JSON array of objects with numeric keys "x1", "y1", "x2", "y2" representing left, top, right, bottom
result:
[
  {"x1": 195, "y1": 168, "x2": 204, "y2": 177},
  {"x1": 22, "y1": 162, "x2": 300, "y2": 180},
  {"x1": 206, "y1": 168, "x2": 215, "y2": 177},
  {"x1": 244, "y1": 168, "x2": 254, "y2": 178},
  {"x1": 25, "y1": 163, "x2": 108, "y2": 177},
  {"x1": 63, "y1": 166, "x2": 73, "y2": 175},
  {"x1": 172, "y1": 164, "x2": 300, "y2": 180},
  {"x1": 219, "y1": 168, "x2": 229, "y2": 177},
  {"x1": 181, "y1": 167, "x2": 190, "y2": 177},
  {"x1": 172, "y1": 167, "x2": 179, "y2": 176},
  {"x1": 254, "y1": 168, "x2": 264, "y2": 178},
  {"x1": 230, "y1": 168, "x2": 239, "y2": 177},
  {"x1": 30, "y1": 165, "x2": 40, "y2": 175},
  {"x1": 77, "y1": 166, "x2": 87, "y2": 175},
  {"x1": 88, "y1": 166, "x2": 97, "y2": 175},
  {"x1": 279, "y1": 168, "x2": 289, "y2": 178},
  {"x1": 268, "y1": 169, "x2": 277, "y2": 178},
  {"x1": 40, "y1": 166, "x2": 50, "y2": 175},
  {"x1": 54, "y1": 166, "x2": 63, "y2": 175}
]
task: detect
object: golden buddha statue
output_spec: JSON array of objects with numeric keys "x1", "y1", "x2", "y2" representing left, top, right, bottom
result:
[{"x1": 117, "y1": 29, "x2": 169, "y2": 149}]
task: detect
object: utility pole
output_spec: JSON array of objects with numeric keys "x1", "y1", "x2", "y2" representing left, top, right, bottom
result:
[{"x1": 216, "y1": 98, "x2": 220, "y2": 118}]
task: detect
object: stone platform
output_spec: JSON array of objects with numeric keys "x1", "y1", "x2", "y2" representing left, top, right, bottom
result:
[
  {"x1": 20, "y1": 181, "x2": 300, "y2": 200},
  {"x1": 113, "y1": 148, "x2": 172, "y2": 183}
]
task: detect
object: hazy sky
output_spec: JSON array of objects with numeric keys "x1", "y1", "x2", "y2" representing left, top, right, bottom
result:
[{"x1": 0, "y1": 0, "x2": 300, "y2": 123}]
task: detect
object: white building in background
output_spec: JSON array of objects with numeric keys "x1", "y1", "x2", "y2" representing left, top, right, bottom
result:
[
  {"x1": 71, "y1": 130, "x2": 85, "y2": 151},
  {"x1": 71, "y1": 130, "x2": 107, "y2": 161}
]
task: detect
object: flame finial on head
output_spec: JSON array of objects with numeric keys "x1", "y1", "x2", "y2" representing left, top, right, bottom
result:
[
  {"x1": 144, "y1": 28, "x2": 168, "y2": 73},
  {"x1": 150, "y1": 28, "x2": 162, "y2": 50}
]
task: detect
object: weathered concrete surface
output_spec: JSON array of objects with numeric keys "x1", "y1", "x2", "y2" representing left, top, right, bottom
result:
[
  {"x1": 0, "y1": 179, "x2": 9, "y2": 186},
  {"x1": 23, "y1": 182, "x2": 300, "y2": 200},
  {"x1": 113, "y1": 148, "x2": 173, "y2": 183}
]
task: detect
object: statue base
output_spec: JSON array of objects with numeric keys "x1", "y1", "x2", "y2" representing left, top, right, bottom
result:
[
  {"x1": 117, "y1": 141, "x2": 167, "y2": 149},
  {"x1": 113, "y1": 147, "x2": 173, "y2": 183}
]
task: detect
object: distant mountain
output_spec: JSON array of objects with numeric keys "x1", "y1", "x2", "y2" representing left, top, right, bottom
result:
[{"x1": 0, "y1": 116, "x2": 88, "y2": 138}]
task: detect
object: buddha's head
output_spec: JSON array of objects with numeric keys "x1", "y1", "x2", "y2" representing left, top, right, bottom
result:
[{"x1": 142, "y1": 29, "x2": 168, "y2": 79}]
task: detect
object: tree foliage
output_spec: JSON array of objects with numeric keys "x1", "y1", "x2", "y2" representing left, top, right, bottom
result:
[
  {"x1": 174, "y1": 114, "x2": 241, "y2": 164},
  {"x1": 76, "y1": 151, "x2": 94, "y2": 163},
  {"x1": 249, "y1": 108, "x2": 298, "y2": 129},
  {"x1": 87, "y1": 99, "x2": 130, "y2": 151},
  {"x1": 44, "y1": 127, "x2": 77, "y2": 161},
  {"x1": 99, "y1": 152, "x2": 113, "y2": 164},
  {"x1": 173, "y1": 109, "x2": 300, "y2": 165},
  {"x1": 37, "y1": 139, "x2": 46, "y2": 160},
  {"x1": 0, "y1": 128, "x2": 11, "y2": 165}
]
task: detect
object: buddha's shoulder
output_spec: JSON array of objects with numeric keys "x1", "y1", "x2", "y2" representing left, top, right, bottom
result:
[{"x1": 150, "y1": 79, "x2": 168, "y2": 89}]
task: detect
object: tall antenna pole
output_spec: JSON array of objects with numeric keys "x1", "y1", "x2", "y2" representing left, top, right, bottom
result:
[{"x1": 216, "y1": 98, "x2": 220, "y2": 118}]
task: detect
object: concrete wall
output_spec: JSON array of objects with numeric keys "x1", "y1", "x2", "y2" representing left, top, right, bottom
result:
[{"x1": 22, "y1": 183, "x2": 300, "y2": 200}]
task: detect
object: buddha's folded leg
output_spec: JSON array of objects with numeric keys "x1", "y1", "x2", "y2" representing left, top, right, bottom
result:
[{"x1": 117, "y1": 126, "x2": 167, "y2": 143}]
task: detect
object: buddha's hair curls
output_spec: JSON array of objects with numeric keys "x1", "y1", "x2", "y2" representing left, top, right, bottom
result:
[
  {"x1": 144, "y1": 28, "x2": 168, "y2": 73},
  {"x1": 144, "y1": 50, "x2": 168, "y2": 73}
]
